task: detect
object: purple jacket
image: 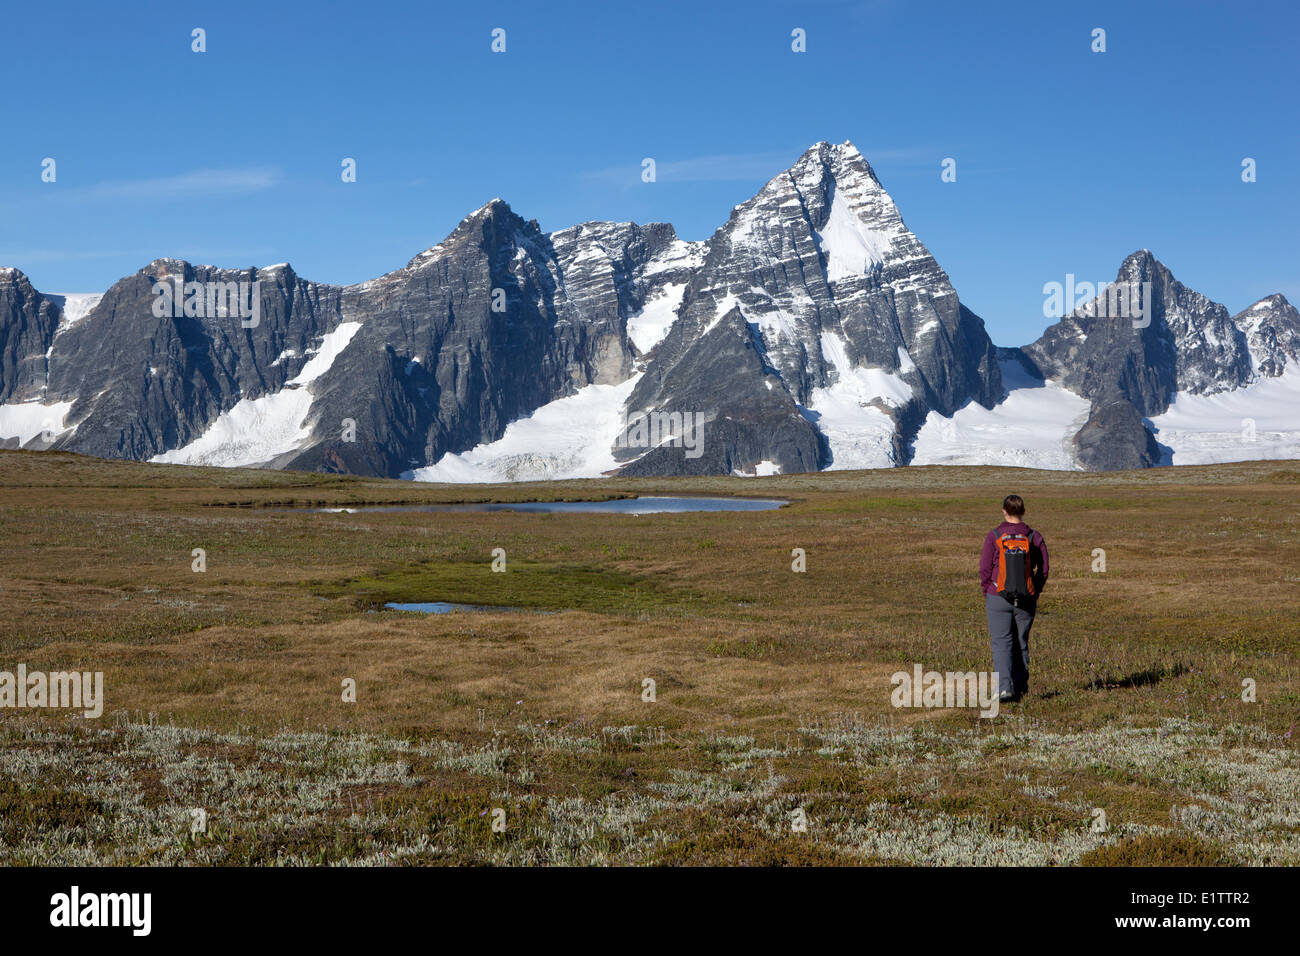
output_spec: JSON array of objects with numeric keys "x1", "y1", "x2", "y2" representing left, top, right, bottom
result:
[{"x1": 980, "y1": 521, "x2": 1049, "y2": 596}]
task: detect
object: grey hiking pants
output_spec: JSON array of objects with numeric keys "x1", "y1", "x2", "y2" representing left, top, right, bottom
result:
[{"x1": 985, "y1": 593, "x2": 1034, "y2": 696}]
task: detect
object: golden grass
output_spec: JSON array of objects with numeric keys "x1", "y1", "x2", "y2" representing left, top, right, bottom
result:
[{"x1": 1, "y1": 449, "x2": 1297, "y2": 865}]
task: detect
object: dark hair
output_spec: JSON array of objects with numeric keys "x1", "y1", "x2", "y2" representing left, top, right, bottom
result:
[{"x1": 1002, "y1": 494, "x2": 1025, "y2": 516}]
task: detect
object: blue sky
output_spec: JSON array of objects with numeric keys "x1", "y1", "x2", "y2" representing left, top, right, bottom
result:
[{"x1": 2, "y1": 0, "x2": 1296, "y2": 345}]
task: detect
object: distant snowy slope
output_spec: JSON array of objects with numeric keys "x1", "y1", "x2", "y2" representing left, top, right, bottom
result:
[
  {"x1": 1148, "y1": 369, "x2": 1300, "y2": 465},
  {"x1": 626, "y1": 283, "x2": 687, "y2": 354},
  {"x1": 0, "y1": 399, "x2": 75, "y2": 445},
  {"x1": 911, "y1": 359, "x2": 1090, "y2": 470},
  {"x1": 813, "y1": 185, "x2": 894, "y2": 281},
  {"x1": 409, "y1": 377, "x2": 639, "y2": 483},
  {"x1": 47, "y1": 294, "x2": 104, "y2": 332},
  {"x1": 151, "y1": 322, "x2": 362, "y2": 467},
  {"x1": 806, "y1": 333, "x2": 914, "y2": 469},
  {"x1": 4, "y1": 147, "x2": 1297, "y2": 479}
]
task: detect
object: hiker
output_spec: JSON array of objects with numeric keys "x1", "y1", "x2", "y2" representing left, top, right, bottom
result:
[{"x1": 979, "y1": 494, "x2": 1048, "y2": 702}]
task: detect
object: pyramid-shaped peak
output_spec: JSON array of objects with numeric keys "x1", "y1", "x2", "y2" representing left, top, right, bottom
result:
[
  {"x1": 788, "y1": 142, "x2": 881, "y2": 202},
  {"x1": 469, "y1": 197, "x2": 510, "y2": 216},
  {"x1": 450, "y1": 197, "x2": 516, "y2": 231},
  {"x1": 747, "y1": 140, "x2": 883, "y2": 209},
  {"x1": 1242, "y1": 292, "x2": 1292, "y2": 312},
  {"x1": 404, "y1": 199, "x2": 528, "y2": 270},
  {"x1": 454, "y1": 198, "x2": 522, "y2": 231},
  {"x1": 1115, "y1": 249, "x2": 1167, "y2": 282},
  {"x1": 792, "y1": 140, "x2": 874, "y2": 174}
]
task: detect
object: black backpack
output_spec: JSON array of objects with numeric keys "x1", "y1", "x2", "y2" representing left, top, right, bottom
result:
[{"x1": 995, "y1": 528, "x2": 1037, "y2": 607}]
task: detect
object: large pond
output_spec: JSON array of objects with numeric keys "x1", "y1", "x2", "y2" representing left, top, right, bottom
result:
[{"x1": 315, "y1": 496, "x2": 788, "y2": 516}]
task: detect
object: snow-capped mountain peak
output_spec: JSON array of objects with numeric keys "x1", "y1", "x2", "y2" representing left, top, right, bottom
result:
[
  {"x1": 1235, "y1": 294, "x2": 1300, "y2": 377},
  {"x1": 2, "y1": 145, "x2": 1295, "y2": 479}
]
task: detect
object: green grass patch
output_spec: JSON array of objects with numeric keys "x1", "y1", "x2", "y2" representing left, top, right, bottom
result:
[{"x1": 321, "y1": 559, "x2": 719, "y2": 616}]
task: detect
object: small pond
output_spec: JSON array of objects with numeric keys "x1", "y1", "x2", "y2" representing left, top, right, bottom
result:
[
  {"x1": 317, "y1": 496, "x2": 787, "y2": 516},
  {"x1": 383, "y1": 602, "x2": 519, "y2": 614}
]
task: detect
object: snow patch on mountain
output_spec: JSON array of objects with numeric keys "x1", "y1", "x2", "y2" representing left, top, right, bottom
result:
[
  {"x1": 701, "y1": 294, "x2": 741, "y2": 338},
  {"x1": 47, "y1": 294, "x2": 103, "y2": 332},
  {"x1": 643, "y1": 238, "x2": 705, "y2": 277},
  {"x1": 735, "y1": 459, "x2": 781, "y2": 477},
  {"x1": 409, "y1": 376, "x2": 640, "y2": 483},
  {"x1": 288, "y1": 322, "x2": 363, "y2": 385},
  {"x1": 151, "y1": 390, "x2": 316, "y2": 468},
  {"x1": 911, "y1": 360, "x2": 1090, "y2": 470},
  {"x1": 1148, "y1": 369, "x2": 1300, "y2": 465},
  {"x1": 804, "y1": 399, "x2": 897, "y2": 470},
  {"x1": 270, "y1": 348, "x2": 299, "y2": 367},
  {"x1": 744, "y1": 286, "x2": 801, "y2": 344},
  {"x1": 627, "y1": 283, "x2": 685, "y2": 354},
  {"x1": 0, "y1": 399, "x2": 75, "y2": 445},
  {"x1": 800, "y1": 331, "x2": 916, "y2": 469},
  {"x1": 814, "y1": 186, "x2": 893, "y2": 281},
  {"x1": 151, "y1": 322, "x2": 362, "y2": 467},
  {"x1": 818, "y1": 332, "x2": 912, "y2": 407}
]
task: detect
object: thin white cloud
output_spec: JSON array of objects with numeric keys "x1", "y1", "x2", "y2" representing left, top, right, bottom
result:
[
  {"x1": 84, "y1": 167, "x2": 281, "y2": 200},
  {"x1": 0, "y1": 249, "x2": 121, "y2": 263},
  {"x1": 582, "y1": 151, "x2": 794, "y2": 186}
]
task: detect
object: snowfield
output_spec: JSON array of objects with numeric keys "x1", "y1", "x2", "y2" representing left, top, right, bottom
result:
[
  {"x1": 1149, "y1": 369, "x2": 1300, "y2": 465},
  {"x1": 802, "y1": 331, "x2": 913, "y2": 470},
  {"x1": 804, "y1": 399, "x2": 898, "y2": 470},
  {"x1": 814, "y1": 186, "x2": 894, "y2": 281},
  {"x1": 627, "y1": 284, "x2": 686, "y2": 354},
  {"x1": 733, "y1": 459, "x2": 781, "y2": 477},
  {"x1": 408, "y1": 377, "x2": 641, "y2": 483},
  {"x1": 0, "y1": 399, "x2": 75, "y2": 445},
  {"x1": 151, "y1": 322, "x2": 362, "y2": 467},
  {"x1": 816, "y1": 332, "x2": 914, "y2": 409},
  {"x1": 48, "y1": 294, "x2": 104, "y2": 332},
  {"x1": 911, "y1": 360, "x2": 1091, "y2": 470}
]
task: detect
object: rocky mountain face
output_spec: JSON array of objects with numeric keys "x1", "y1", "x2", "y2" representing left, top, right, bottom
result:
[
  {"x1": 0, "y1": 201, "x2": 712, "y2": 476},
  {"x1": 622, "y1": 142, "x2": 1000, "y2": 474},
  {"x1": 1235, "y1": 293, "x2": 1300, "y2": 378},
  {"x1": 0, "y1": 268, "x2": 61, "y2": 405},
  {"x1": 1018, "y1": 251, "x2": 1300, "y2": 470},
  {"x1": 40, "y1": 259, "x2": 342, "y2": 462},
  {"x1": 0, "y1": 142, "x2": 1005, "y2": 478},
  {"x1": 301, "y1": 204, "x2": 693, "y2": 476},
  {"x1": 2, "y1": 144, "x2": 1293, "y2": 477}
]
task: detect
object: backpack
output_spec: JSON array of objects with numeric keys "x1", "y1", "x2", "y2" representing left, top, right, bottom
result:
[{"x1": 995, "y1": 528, "x2": 1037, "y2": 606}]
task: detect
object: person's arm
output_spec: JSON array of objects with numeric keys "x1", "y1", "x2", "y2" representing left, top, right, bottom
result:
[
  {"x1": 1032, "y1": 530, "x2": 1049, "y2": 594},
  {"x1": 979, "y1": 530, "x2": 996, "y2": 595}
]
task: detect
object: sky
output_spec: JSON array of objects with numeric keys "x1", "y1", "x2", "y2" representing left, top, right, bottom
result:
[{"x1": 1, "y1": 0, "x2": 1296, "y2": 346}]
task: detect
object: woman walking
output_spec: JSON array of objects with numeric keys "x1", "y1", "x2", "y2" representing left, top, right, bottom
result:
[{"x1": 979, "y1": 494, "x2": 1049, "y2": 702}]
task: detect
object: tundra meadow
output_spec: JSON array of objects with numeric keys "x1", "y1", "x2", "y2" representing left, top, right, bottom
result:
[{"x1": 2, "y1": 451, "x2": 1296, "y2": 866}]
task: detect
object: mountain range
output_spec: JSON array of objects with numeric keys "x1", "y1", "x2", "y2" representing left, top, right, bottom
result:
[{"x1": 3, "y1": 141, "x2": 1298, "y2": 479}]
